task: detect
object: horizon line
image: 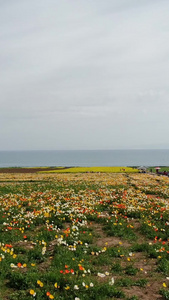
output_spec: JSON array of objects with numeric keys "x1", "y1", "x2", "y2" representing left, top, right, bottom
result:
[{"x1": 0, "y1": 148, "x2": 169, "y2": 151}]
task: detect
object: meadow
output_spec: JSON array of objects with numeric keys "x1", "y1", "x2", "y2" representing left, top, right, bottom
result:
[{"x1": 0, "y1": 170, "x2": 169, "y2": 300}]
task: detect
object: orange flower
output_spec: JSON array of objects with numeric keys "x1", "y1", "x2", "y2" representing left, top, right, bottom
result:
[
  {"x1": 17, "y1": 262, "x2": 22, "y2": 267},
  {"x1": 5, "y1": 244, "x2": 12, "y2": 248}
]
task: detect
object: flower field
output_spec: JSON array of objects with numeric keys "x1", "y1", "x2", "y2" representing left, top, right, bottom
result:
[
  {"x1": 39, "y1": 167, "x2": 139, "y2": 173},
  {"x1": 0, "y1": 172, "x2": 169, "y2": 300}
]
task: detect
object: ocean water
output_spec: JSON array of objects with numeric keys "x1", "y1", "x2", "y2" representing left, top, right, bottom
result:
[{"x1": 0, "y1": 150, "x2": 169, "y2": 168}]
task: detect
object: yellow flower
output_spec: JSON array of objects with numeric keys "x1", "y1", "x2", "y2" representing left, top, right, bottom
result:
[
  {"x1": 163, "y1": 282, "x2": 167, "y2": 288},
  {"x1": 54, "y1": 282, "x2": 58, "y2": 288},
  {"x1": 30, "y1": 289, "x2": 34, "y2": 295},
  {"x1": 37, "y1": 280, "x2": 43, "y2": 287},
  {"x1": 49, "y1": 295, "x2": 54, "y2": 299},
  {"x1": 30, "y1": 289, "x2": 36, "y2": 296},
  {"x1": 65, "y1": 286, "x2": 70, "y2": 290}
]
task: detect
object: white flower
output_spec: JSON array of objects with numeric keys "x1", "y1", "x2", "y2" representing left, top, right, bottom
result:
[
  {"x1": 105, "y1": 271, "x2": 109, "y2": 276},
  {"x1": 90, "y1": 282, "x2": 94, "y2": 287},
  {"x1": 75, "y1": 298, "x2": 80, "y2": 300},
  {"x1": 97, "y1": 272, "x2": 105, "y2": 278},
  {"x1": 109, "y1": 277, "x2": 115, "y2": 285},
  {"x1": 74, "y1": 285, "x2": 79, "y2": 290},
  {"x1": 10, "y1": 263, "x2": 17, "y2": 268}
]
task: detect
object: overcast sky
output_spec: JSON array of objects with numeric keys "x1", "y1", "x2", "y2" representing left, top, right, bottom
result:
[{"x1": 1, "y1": 0, "x2": 169, "y2": 150}]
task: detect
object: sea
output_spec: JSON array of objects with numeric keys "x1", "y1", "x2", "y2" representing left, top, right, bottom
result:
[{"x1": 0, "y1": 150, "x2": 169, "y2": 168}]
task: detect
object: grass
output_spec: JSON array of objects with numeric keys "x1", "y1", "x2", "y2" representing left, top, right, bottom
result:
[{"x1": 0, "y1": 171, "x2": 168, "y2": 299}]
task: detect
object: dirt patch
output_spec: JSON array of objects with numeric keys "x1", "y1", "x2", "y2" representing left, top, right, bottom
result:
[
  {"x1": 13, "y1": 241, "x2": 35, "y2": 250},
  {"x1": 91, "y1": 223, "x2": 131, "y2": 248},
  {"x1": 133, "y1": 253, "x2": 157, "y2": 273},
  {"x1": 38, "y1": 258, "x2": 52, "y2": 272},
  {"x1": 123, "y1": 281, "x2": 164, "y2": 300}
]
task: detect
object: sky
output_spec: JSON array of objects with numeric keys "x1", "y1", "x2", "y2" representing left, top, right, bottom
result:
[{"x1": 1, "y1": 0, "x2": 169, "y2": 150}]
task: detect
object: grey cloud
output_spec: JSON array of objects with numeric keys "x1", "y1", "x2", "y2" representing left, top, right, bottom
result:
[{"x1": 0, "y1": 0, "x2": 169, "y2": 150}]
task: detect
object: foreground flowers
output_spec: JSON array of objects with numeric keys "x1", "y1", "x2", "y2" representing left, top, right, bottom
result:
[{"x1": 0, "y1": 172, "x2": 168, "y2": 299}]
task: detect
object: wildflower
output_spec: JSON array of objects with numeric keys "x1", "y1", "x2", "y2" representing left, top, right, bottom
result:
[
  {"x1": 10, "y1": 263, "x2": 17, "y2": 268},
  {"x1": 74, "y1": 285, "x2": 79, "y2": 290},
  {"x1": 37, "y1": 280, "x2": 43, "y2": 287},
  {"x1": 17, "y1": 262, "x2": 22, "y2": 268},
  {"x1": 90, "y1": 282, "x2": 94, "y2": 287},
  {"x1": 163, "y1": 283, "x2": 167, "y2": 288},
  {"x1": 97, "y1": 272, "x2": 105, "y2": 278},
  {"x1": 30, "y1": 289, "x2": 36, "y2": 297},
  {"x1": 109, "y1": 277, "x2": 115, "y2": 285},
  {"x1": 65, "y1": 286, "x2": 70, "y2": 290},
  {"x1": 49, "y1": 295, "x2": 54, "y2": 299},
  {"x1": 79, "y1": 265, "x2": 84, "y2": 271},
  {"x1": 54, "y1": 282, "x2": 58, "y2": 288}
]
